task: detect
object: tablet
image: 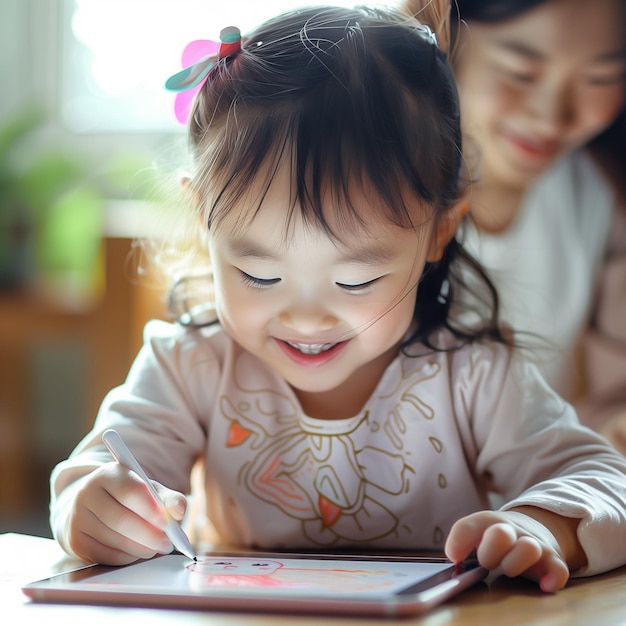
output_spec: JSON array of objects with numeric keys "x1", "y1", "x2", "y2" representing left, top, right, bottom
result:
[{"x1": 22, "y1": 551, "x2": 487, "y2": 617}]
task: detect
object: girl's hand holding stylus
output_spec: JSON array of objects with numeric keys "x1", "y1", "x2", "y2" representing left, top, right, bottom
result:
[
  {"x1": 64, "y1": 462, "x2": 188, "y2": 565},
  {"x1": 445, "y1": 507, "x2": 587, "y2": 593}
]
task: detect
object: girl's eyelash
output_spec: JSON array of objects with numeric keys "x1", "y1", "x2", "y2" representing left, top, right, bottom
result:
[
  {"x1": 239, "y1": 270, "x2": 281, "y2": 288},
  {"x1": 336, "y1": 277, "x2": 380, "y2": 291},
  {"x1": 238, "y1": 270, "x2": 380, "y2": 291}
]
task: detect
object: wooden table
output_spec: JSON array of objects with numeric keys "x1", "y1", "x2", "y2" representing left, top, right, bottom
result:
[{"x1": 3, "y1": 533, "x2": 626, "y2": 625}]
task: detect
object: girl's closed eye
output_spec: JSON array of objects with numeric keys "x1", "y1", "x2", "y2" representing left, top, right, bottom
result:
[
  {"x1": 336, "y1": 277, "x2": 382, "y2": 294},
  {"x1": 238, "y1": 270, "x2": 281, "y2": 289}
]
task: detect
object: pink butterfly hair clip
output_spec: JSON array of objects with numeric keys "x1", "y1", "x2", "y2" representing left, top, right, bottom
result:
[{"x1": 165, "y1": 26, "x2": 241, "y2": 124}]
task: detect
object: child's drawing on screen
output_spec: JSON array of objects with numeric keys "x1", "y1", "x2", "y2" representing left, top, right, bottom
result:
[{"x1": 186, "y1": 557, "x2": 396, "y2": 592}]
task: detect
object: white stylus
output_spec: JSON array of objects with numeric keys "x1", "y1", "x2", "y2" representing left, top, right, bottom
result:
[{"x1": 102, "y1": 428, "x2": 197, "y2": 561}]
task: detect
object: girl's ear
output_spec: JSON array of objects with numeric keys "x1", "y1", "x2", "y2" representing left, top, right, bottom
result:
[
  {"x1": 426, "y1": 195, "x2": 470, "y2": 262},
  {"x1": 179, "y1": 173, "x2": 203, "y2": 209},
  {"x1": 180, "y1": 173, "x2": 207, "y2": 228}
]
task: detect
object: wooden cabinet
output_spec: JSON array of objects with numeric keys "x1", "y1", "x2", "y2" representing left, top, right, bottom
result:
[{"x1": 0, "y1": 237, "x2": 168, "y2": 521}]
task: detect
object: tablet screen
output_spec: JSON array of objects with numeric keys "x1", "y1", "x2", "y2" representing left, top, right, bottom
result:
[
  {"x1": 23, "y1": 552, "x2": 486, "y2": 617},
  {"x1": 74, "y1": 554, "x2": 451, "y2": 596}
]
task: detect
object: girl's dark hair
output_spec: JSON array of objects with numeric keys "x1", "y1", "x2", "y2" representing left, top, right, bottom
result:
[{"x1": 184, "y1": 5, "x2": 509, "y2": 351}]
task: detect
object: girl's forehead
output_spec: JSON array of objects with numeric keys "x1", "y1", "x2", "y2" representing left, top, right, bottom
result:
[
  {"x1": 206, "y1": 157, "x2": 434, "y2": 241},
  {"x1": 214, "y1": 199, "x2": 434, "y2": 270},
  {"x1": 210, "y1": 193, "x2": 435, "y2": 272}
]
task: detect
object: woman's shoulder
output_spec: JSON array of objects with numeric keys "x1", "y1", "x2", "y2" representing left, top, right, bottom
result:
[
  {"x1": 524, "y1": 150, "x2": 615, "y2": 244},
  {"x1": 534, "y1": 150, "x2": 615, "y2": 211},
  {"x1": 546, "y1": 149, "x2": 610, "y2": 181}
]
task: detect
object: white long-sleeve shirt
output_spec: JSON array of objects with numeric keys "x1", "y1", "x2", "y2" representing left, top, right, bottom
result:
[
  {"x1": 463, "y1": 151, "x2": 626, "y2": 426},
  {"x1": 51, "y1": 321, "x2": 626, "y2": 577}
]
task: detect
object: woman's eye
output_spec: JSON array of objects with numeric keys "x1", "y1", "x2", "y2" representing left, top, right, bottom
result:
[
  {"x1": 493, "y1": 62, "x2": 536, "y2": 84},
  {"x1": 239, "y1": 270, "x2": 280, "y2": 288},
  {"x1": 502, "y1": 69, "x2": 535, "y2": 83},
  {"x1": 585, "y1": 73, "x2": 626, "y2": 86},
  {"x1": 336, "y1": 277, "x2": 380, "y2": 292}
]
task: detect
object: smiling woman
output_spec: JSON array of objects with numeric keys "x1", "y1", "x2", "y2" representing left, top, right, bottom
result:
[{"x1": 402, "y1": 0, "x2": 626, "y2": 452}]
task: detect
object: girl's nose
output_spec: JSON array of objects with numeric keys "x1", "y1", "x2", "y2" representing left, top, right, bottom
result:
[{"x1": 279, "y1": 308, "x2": 339, "y2": 334}]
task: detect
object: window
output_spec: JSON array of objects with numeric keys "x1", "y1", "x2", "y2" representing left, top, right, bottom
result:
[{"x1": 61, "y1": 0, "x2": 400, "y2": 133}]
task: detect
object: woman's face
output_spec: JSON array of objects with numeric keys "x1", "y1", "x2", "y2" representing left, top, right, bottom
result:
[{"x1": 454, "y1": 0, "x2": 626, "y2": 194}]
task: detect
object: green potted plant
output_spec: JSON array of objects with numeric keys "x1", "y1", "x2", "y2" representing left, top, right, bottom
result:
[{"x1": 0, "y1": 107, "x2": 103, "y2": 305}]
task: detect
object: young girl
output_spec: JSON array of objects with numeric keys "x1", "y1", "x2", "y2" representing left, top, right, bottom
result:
[
  {"x1": 50, "y1": 4, "x2": 626, "y2": 594},
  {"x1": 402, "y1": 0, "x2": 626, "y2": 451}
]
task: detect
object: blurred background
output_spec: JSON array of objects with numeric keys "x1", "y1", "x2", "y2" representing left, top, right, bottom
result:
[{"x1": 0, "y1": 0, "x2": 396, "y2": 538}]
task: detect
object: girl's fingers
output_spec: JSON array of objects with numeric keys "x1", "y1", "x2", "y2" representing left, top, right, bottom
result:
[
  {"x1": 70, "y1": 464, "x2": 174, "y2": 563},
  {"x1": 102, "y1": 464, "x2": 187, "y2": 524},
  {"x1": 68, "y1": 463, "x2": 188, "y2": 564},
  {"x1": 499, "y1": 535, "x2": 543, "y2": 577},
  {"x1": 475, "y1": 522, "x2": 517, "y2": 570},
  {"x1": 70, "y1": 511, "x2": 172, "y2": 566},
  {"x1": 89, "y1": 488, "x2": 172, "y2": 551},
  {"x1": 445, "y1": 511, "x2": 569, "y2": 592},
  {"x1": 527, "y1": 553, "x2": 570, "y2": 593},
  {"x1": 153, "y1": 482, "x2": 188, "y2": 521},
  {"x1": 445, "y1": 512, "x2": 500, "y2": 563},
  {"x1": 100, "y1": 466, "x2": 170, "y2": 527}
]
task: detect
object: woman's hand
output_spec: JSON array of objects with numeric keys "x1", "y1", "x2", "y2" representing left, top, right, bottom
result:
[
  {"x1": 445, "y1": 507, "x2": 586, "y2": 593},
  {"x1": 61, "y1": 462, "x2": 188, "y2": 565}
]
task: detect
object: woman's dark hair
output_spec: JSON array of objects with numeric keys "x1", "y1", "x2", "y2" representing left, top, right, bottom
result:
[
  {"x1": 452, "y1": 0, "x2": 547, "y2": 21},
  {"x1": 183, "y1": 5, "x2": 510, "y2": 351}
]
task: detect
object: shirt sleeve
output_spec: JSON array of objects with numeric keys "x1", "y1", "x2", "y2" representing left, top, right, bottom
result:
[
  {"x1": 50, "y1": 320, "x2": 218, "y2": 552},
  {"x1": 455, "y1": 342, "x2": 626, "y2": 577}
]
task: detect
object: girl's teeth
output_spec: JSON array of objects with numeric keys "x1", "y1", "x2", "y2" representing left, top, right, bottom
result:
[{"x1": 286, "y1": 341, "x2": 337, "y2": 355}]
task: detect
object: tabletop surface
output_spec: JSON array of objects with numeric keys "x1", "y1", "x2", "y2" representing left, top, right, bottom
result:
[{"x1": 3, "y1": 533, "x2": 626, "y2": 625}]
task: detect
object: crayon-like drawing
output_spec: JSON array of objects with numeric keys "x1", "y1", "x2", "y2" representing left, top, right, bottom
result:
[{"x1": 185, "y1": 556, "x2": 399, "y2": 592}]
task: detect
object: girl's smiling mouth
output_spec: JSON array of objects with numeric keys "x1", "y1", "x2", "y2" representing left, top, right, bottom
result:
[
  {"x1": 276, "y1": 339, "x2": 348, "y2": 366},
  {"x1": 285, "y1": 340, "x2": 339, "y2": 355}
]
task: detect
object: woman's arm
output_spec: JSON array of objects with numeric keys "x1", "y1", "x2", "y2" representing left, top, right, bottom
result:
[{"x1": 578, "y1": 203, "x2": 626, "y2": 453}]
